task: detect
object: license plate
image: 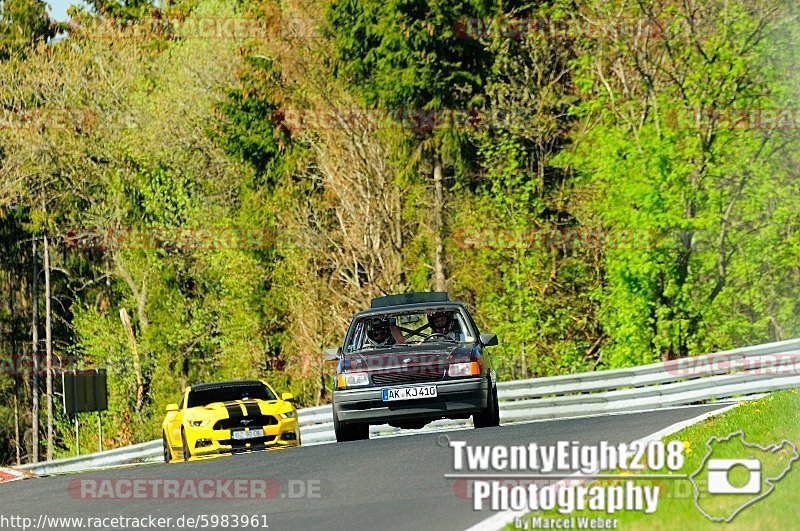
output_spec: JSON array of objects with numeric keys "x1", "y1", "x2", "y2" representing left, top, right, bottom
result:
[
  {"x1": 382, "y1": 385, "x2": 437, "y2": 402},
  {"x1": 232, "y1": 428, "x2": 264, "y2": 440}
]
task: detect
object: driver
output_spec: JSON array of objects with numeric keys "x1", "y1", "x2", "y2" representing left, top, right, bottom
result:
[
  {"x1": 428, "y1": 311, "x2": 463, "y2": 341},
  {"x1": 365, "y1": 318, "x2": 395, "y2": 347}
]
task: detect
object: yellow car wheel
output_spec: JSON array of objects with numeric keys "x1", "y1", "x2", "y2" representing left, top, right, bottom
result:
[
  {"x1": 181, "y1": 428, "x2": 192, "y2": 461},
  {"x1": 162, "y1": 432, "x2": 171, "y2": 463}
]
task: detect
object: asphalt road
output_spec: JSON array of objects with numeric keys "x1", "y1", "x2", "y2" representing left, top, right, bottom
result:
[{"x1": 0, "y1": 404, "x2": 727, "y2": 531}]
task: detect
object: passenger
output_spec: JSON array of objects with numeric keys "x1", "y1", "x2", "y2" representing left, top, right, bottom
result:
[{"x1": 365, "y1": 318, "x2": 395, "y2": 347}]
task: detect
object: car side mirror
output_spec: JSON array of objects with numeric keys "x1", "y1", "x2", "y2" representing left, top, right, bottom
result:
[
  {"x1": 166, "y1": 403, "x2": 179, "y2": 412},
  {"x1": 281, "y1": 392, "x2": 295, "y2": 402},
  {"x1": 323, "y1": 346, "x2": 341, "y2": 362},
  {"x1": 480, "y1": 333, "x2": 498, "y2": 347}
]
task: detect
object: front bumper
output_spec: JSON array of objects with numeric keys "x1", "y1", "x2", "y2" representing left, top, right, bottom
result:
[
  {"x1": 184, "y1": 418, "x2": 300, "y2": 457},
  {"x1": 332, "y1": 377, "x2": 488, "y2": 424}
]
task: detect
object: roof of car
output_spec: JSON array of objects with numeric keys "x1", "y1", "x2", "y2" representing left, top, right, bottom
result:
[
  {"x1": 370, "y1": 291, "x2": 449, "y2": 308},
  {"x1": 353, "y1": 300, "x2": 467, "y2": 319},
  {"x1": 190, "y1": 380, "x2": 264, "y2": 391}
]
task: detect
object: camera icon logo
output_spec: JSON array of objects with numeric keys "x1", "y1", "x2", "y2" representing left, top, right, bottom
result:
[
  {"x1": 690, "y1": 430, "x2": 799, "y2": 522},
  {"x1": 707, "y1": 459, "x2": 761, "y2": 494}
]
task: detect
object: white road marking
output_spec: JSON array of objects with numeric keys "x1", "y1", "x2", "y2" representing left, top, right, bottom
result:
[{"x1": 463, "y1": 402, "x2": 740, "y2": 531}]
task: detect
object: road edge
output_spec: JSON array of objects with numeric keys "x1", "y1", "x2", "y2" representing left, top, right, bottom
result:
[{"x1": 463, "y1": 401, "x2": 740, "y2": 531}]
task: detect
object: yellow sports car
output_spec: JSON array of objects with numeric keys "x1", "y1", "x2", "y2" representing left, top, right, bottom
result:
[{"x1": 162, "y1": 379, "x2": 300, "y2": 462}]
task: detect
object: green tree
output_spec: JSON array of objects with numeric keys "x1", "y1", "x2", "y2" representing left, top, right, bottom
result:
[
  {"x1": 84, "y1": 0, "x2": 153, "y2": 20},
  {"x1": 327, "y1": 0, "x2": 495, "y2": 290},
  {"x1": 557, "y1": 0, "x2": 800, "y2": 363},
  {"x1": 0, "y1": 0, "x2": 56, "y2": 60},
  {"x1": 211, "y1": 53, "x2": 288, "y2": 186}
]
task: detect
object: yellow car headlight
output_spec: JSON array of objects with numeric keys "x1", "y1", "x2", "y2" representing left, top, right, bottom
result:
[
  {"x1": 188, "y1": 420, "x2": 211, "y2": 427},
  {"x1": 279, "y1": 410, "x2": 297, "y2": 419}
]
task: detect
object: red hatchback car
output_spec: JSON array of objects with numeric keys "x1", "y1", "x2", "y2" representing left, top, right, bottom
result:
[{"x1": 325, "y1": 292, "x2": 500, "y2": 442}]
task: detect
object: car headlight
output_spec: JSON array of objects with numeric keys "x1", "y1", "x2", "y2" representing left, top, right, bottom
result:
[
  {"x1": 188, "y1": 420, "x2": 211, "y2": 427},
  {"x1": 448, "y1": 362, "x2": 481, "y2": 377},
  {"x1": 337, "y1": 372, "x2": 369, "y2": 388},
  {"x1": 279, "y1": 410, "x2": 297, "y2": 419}
]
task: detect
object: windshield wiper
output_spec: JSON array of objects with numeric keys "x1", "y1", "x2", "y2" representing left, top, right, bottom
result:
[
  {"x1": 408, "y1": 338, "x2": 459, "y2": 345},
  {"x1": 358, "y1": 344, "x2": 398, "y2": 351}
]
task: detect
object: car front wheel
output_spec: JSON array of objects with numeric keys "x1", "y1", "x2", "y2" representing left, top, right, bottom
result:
[
  {"x1": 473, "y1": 375, "x2": 500, "y2": 429},
  {"x1": 334, "y1": 408, "x2": 369, "y2": 442},
  {"x1": 181, "y1": 428, "x2": 192, "y2": 461},
  {"x1": 162, "y1": 432, "x2": 171, "y2": 463}
]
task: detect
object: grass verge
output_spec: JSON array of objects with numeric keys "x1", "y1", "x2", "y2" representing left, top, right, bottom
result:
[{"x1": 509, "y1": 389, "x2": 800, "y2": 531}]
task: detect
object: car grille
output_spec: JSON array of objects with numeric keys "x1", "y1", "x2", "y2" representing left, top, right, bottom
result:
[
  {"x1": 371, "y1": 370, "x2": 444, "y2": 386},
  {"x1": 213, "y1": 415, "x2": 279, "y2": 431}
]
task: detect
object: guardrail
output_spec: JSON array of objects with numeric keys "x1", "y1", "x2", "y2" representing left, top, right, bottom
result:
[
  {"x1": 18, "y1": 440, "x2": 163, "y2": 476},
  {"x1": 18, "y1": 337, "x2": 800, "y2": 475}
]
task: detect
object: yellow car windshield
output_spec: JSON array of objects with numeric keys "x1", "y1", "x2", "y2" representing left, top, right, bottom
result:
[{"x1": 187, "y1": 384, "x2": 276, "y2": 407}]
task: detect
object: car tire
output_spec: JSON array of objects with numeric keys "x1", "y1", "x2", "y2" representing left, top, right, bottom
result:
[
  {"x1": 181, "y1": 428, "x2": 192, "y2": 461},
  {"x1": 490, "y1": 381, "x2": 500, "y2": 426},
  {"x1": 349, "y1": 422, "x2": 369, "y2": 440},
  {"x1": 163, "y1": 432, "x2": 171, "y2": 463},
  {"x1": 335, "y1": 421, "x2": 369, "y2": 442},
  {"x1": 334, "y1": 410, "x2": 369, "y2": 442},
  {"x1": 473, "y1": 375, "x2": 500, "y2": 429},
  {"x1": 333, "y1": 401, "x2": 347, "y2": 442}
]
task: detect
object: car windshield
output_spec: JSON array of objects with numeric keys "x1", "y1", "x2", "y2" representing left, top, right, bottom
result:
[
  {"x1": 187, "y1": 384, "x2": 275, "y2": 407},
  {"x1": 347, "y1": 308, "x2": 474, "y2": 352}
]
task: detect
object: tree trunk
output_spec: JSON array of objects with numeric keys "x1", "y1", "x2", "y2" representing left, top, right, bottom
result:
[
  {"x1": 115, "y1": 257, "x2": 150, "y2": 410},
  {"x1": 30, "y1": 239, "x2": 39, "y2": 464},
  {"x1": 10, "y1": 271, "x2": 22, "y2": 466},
  {"x1": 44, "y1": 233, "x2": 54, "y2": 461},
  {"x1": 432, "y1": 154, "x2": 446, "y2": 292},
  {"x1": 317, "y1": 351, "x2": 325, "y2": 406},
  {"x1": 515, "y1": 257, "x2": 528, "y2": 379},
  {"x1": 119, "y1": 308, "x2": 145, "y2": 411},
  {"x1": 13, "y1": 394, "x2": 21, "y2": 466}
]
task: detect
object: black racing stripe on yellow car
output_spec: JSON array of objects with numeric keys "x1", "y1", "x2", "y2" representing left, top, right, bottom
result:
[
  {"x1": 233, "y1": 400, "x2": 248, "y2": 416},
  {"x1": 224, "y1": 403, "x2": 242, "y2": 418},
  {"x1": 243, "y1": 401, "x2": 261, "y2": 417}
]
